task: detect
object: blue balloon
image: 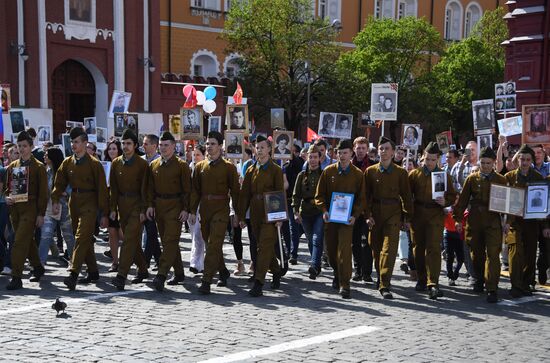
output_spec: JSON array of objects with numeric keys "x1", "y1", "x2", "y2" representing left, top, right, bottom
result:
[{"x1": 204, "y1": 86, "x2": 217, "y2": 100}]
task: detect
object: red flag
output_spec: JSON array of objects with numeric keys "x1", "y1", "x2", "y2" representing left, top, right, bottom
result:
[
  {"x1": 183, "y1": 88, "x2": 197, "y2": 109},
  {"x1": 233, "y1": 82, "x2": 243, "y2": 105},
  {"x1": 307, "y1": 127, "x2": 319, "y2": 142}
]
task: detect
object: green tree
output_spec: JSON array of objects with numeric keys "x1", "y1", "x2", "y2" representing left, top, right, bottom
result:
[
  {"x1": 317, "y1": 16, "x2": 444, "y2": 139},
  {"x1": 222, "y1": 0, "x2": 341, "y2": 135}
]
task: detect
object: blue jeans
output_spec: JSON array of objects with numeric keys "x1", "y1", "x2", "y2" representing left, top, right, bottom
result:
[
  {"x1": 300, "y1": 214, "x2": 324, "y2": 269},
  {"x1": 282, "y1": 200, "x2": 304, "y2": 259},
  {"x1": 39, "y1": 201, "x2": 75, "y2": 264}
]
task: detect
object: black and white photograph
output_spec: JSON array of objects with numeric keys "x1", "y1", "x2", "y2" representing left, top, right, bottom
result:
[
  {"x1": 334, "y1": 114, "x2": 353, "y2": 139},
  {"x1": 402, "y1": 124, "x2": 421, "y2": 149},
  {"x1": 96, "y1": 127, "x2": 107, "y2": 143},
  {"x1": 66, "y1": 121, "x2": 83, "y2": 130},
  {"x1": 226, "y1": 105, "x2": 249, "y2": 132},
  {"x1": 101, "y1": 161, "x2": 111, "y2": 187},
  {"x1": 328, "y1": 192, "x2": 354, "y2": 224},
  {"x1": 37, "y1": 126, "x2": 51, "y2": 144},
  {"x1": 509, "y1": 188, "x2": 525, "y2": 216},
  {"x1": 208, "y1": 116, "x2": 222, "y2": 133},
  {"x1": 477, "y1": 134, "x2": 493, "y2": 152},
  {"x1": 10, "y1": 110, "x2": 25, "y2": 134},
  {"x1": 488, "y1": 184, "x2": 525, "y2": 217},
  {"x1": 61, "y1": 133, "x2": 73, "y2": 157},
  {"x1": 431, "y1": 171, "x2": 447, "y2": 199},
  {"x1": 472, "y1": 99, "x2": 495, "y2": 134},
  {"x1": 181, "y1": 108, "x2": 203, "y2": 139},
  {"x1": 264, "y1": 191, "x2": 289, "y2": 223},
  {"x1": 271, "y1": 108, "x2": 285, "y2": 129},
  {"x1": 9, "y1": 166, "x2": 29, "y2": 203},
  {"x1": 113, "y1": 112, "x2": 138, "y2": 137},
  {"x1": 84, "y1": 117, "x2": 96, "y2": 135},
  {"x1": 272, "y1": 130, "x2": 294, "y2": 160},
  {"x1": 169, "y1": 114, "x2": 181, "y2": 140},
  {"x1": 108, "y1": 91, "x2": 131, "y2": 118},
  {"x1": 370, "y1": 83, "x2": 399, "y2": 121},
  {"x1": 225, "y1": 131, "x2": 245, "y2": 159},
  {"x1": 497, "y1": 116, "x2": 522, "y2": 137},
  {"x1": 522, "y1": 104, "x2": 550, "y2": 144},
  {"x1": 436, "y1": 131, "x2": 450, "y2": 153},
  {"x1": 524, "y1": 183, "x2": 549, "y2": 219},
  {"x1": 358, "y1": 112, "x2": 375, "y2": 128},
  {"x1": 318, "y1": 112, "x2": 336, "y2": 138}
]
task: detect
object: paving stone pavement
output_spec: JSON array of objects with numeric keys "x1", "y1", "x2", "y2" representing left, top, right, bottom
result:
[{"x1": 0, "y1": 229, "x2": 549, "y2": 363}]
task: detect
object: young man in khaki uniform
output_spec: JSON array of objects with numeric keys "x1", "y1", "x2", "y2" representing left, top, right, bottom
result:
[
  {"x1": 190, "y1": 131, "x2": 240, "y2": 295},
  {"x1": 503, "y1": 145, "x2": 545, "y2": 298},
  {"x1": 453, "y1": 146, "x2": 507, "y2": 303},
  {"x1": 146, "y1": 131, "x2": 191, "y2": 291},
  {"x1": 409, "y1": 142, "x2": 457, "y2": 300},
  {"x1": 237, "y1": 135, "x2": 284, "y2": 297},
  {"x1": 52, "y1": 127, "x2": 109, "y2": 291},
  {"x1": 365, "y1": 136, "x2": 414, "y2": 299},
  {"x1": 4, "y1": 131, "x2": 48, "y2": 290},
  {"x1": 315, "y1": 139, "x2": 366, "y2": 299},
  {"x1": 110, "y1": 129, "x2": 150, "y2": 290}
]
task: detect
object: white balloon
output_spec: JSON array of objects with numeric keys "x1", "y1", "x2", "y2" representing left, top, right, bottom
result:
[
  {"x1": 203, "y1": 99, "x2": 217, "y2": 114},
  {"x1": 196, "y1": 91, "x2": 206, "y2": 106}
]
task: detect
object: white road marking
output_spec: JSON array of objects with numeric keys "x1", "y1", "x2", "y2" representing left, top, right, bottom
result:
[
  {"x1": 196, "y1": 325, "x2": 380, "y2": 363},
  {"x1": 0, "y1": 287, "x2": 150, "y2": 316}
]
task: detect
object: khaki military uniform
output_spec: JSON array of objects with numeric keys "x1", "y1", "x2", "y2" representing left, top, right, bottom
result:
[
  {"x1": 110, "y1": 154, "x2": 149, "y2": 279},
  {"x1": 4, "y1": 156, "x2": 48, "y2": 278},
  {"x1": 409, "y1": 167, "x2": 456, "y2": 287},
  {"x1": 52, "y1": 153, "x2": 109, "y2": 275},
  {"x1": 504, "y1": 168, "x2": 544, "y2": 292},
  {"x1": 190, "y1": 157, "x2": 240, "y2": 284},
  {"x1": 147, "y1": 155, "x2": 191, "y2": 278},
  {"x1": 237, "y1": 159, "x2": 283, "y2": 284},
  {"x1": 365, "y1": 162, "x2": 413, "y2": 290},
  {"x1": 453, "y1": 170, "x2": 506, "y2": 292},
  {"x1": 315, "y1": 163, "x2": 366, "y2": 290}
]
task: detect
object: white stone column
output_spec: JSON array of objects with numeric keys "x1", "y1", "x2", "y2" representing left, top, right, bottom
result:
[
  {"x1": 38, "y1": 0, "x2": 48, "y2": 108},
  {"x1": 113, "y1": 0, "x2": 125, "y2": 91},
  {"x1": 17, "y1": 0, "x2": 25, "y2": 106},
  {"x1": 143, "y1": 0, "x2": 150, "y2": 111}
]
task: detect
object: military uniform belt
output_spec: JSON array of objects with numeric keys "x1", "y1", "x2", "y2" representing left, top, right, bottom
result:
[
  {"x1": 155, "y1": 193, "x2": 181, "y2": 199},
  {"x1": 119, "y1": 192, "x2": 140, "y2": 198},
  {"x1": 73, "y1": 188, "x2": 96, "y2": 193},
  {"x1": 202, "y1": 194, "x2": 229, "y2": 201},
  {"x1": 414, "y1": 201, "x2": 441, "y2": 209},
  {"x1": 373, "y1": 198, "x2": 400, "y2": 205}
]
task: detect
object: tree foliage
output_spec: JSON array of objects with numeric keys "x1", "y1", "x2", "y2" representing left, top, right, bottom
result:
[{"x1": 222, "y1": 0, "x2": 341, "y2": 134}]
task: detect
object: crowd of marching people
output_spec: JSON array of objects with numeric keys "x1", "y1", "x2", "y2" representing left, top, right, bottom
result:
[{"x1": 0, "y1": 125, "x2": 549, "y2": 303}]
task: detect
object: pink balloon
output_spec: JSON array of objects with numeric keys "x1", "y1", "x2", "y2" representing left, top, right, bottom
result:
[{"x1": 183, "y1": 85, "x2": 195, "y2": 98}]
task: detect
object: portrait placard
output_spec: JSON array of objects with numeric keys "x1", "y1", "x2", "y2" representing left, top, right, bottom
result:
[
  {"x1": 328, "y1": 192, "x2": 354, "y2": 224},
  {"x1": 84, "y1": 117, "x2": 97, "y2": 142},
  {"x1": 65, "y1": 121, "x2": 83, "y2": 131},
  {"x1": 273, "y1": 130, "x2": 294, "y2": 160},
  {"x1": 522, "y1": 104, "x2": 550, "y2": 145},
  {"x1": 36, "y1": 125, "x2": 52, "y2": 145},
  {"x1": 488, "y1": 184, "x2": 525, "y2": 217},
  {"x1": 108, "y1": 91, "x2": 131, "y2": 118},
  {"x1": 477, "y1": 134, "x2": 493, "y2": 155},
  {"x1": 113, "y1": 113, "x2": 138, "y2": 137},
  {"x1": 495, "y1": 82, "x2": 516, "y2": 112},
  {"x1": 225, "y1": 131, "x2": 245, "y2": 159},
  {"x1": 96, "y1": 127, "x2": 107, "y2": 145},
  {"x1": 497, "y1": 116, "x2": 522, "y2": 137},
  {"x1": 401, "y1": 124, "x2": 421, "y2": 150},
  {"x1": 431, "y1": 171, "x2": 447, "y2": 199},
  {"x1": 472, "y1": 99, "x2": 495, "y2": 135},
  {"x1": 524, "y1": 182, "x2": 550, "y2": 219},
  {"x1": 1, "y1": 84, "x2": 11, "y2": 113},
  {"x1": 208, "y1": 116, "x2": 222, "y2": 133},
  {"x1": 436, "y1": 131, "x2": 451, "y2": 153},
  {"x1": 181, "y1": 108, "x2": 203, "y2": 140},
  {"x1": 271, "y1": 108, "x2": 285, "y2": 129},
  {"x1": 318, "y1": 112, "x2": 337, "y2": 138},
  {"x1": 334, "y1": 114, "x2": 353, "y2": 139},
  {"x1": 370, "y1": 83, "x2": 398, "y2": 121},
  {"x1": 358, "y1": 112, "x2": 374, "y2": 128},
  {"x1": 264, "y1": 191, "x2": 289, "y2": 223},
  {"x1": 169, "y1": 114, "x2": 182, "y2": 140},
  {"x1": 61, "y1": 133, "x2": 73, "y2": 157},
  {"x1": 226, "y1": 105, "x2": 249, "y2": 133},
  {"x1": 9, "y1": 166, "x2": 29, "y2": 203},
  {"x1": 10, "y1": 111, "x2": 25, "y2": 134}
]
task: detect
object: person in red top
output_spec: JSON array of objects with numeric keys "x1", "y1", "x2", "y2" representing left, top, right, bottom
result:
[{"x1": 443, "y1": 201, "x2": 466, "y2": 286}]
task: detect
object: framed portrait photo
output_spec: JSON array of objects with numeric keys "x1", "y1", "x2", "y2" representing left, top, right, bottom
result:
[
  {"x1": 36, "y1": 125, "x2": 52, "y2": 145},
  {"x1": 168, "y1": 114, "x2": 182, "y2": 140},
  {"x1": 318, "y1": 112, "x2": 337, "y2": 138},
  {"x1": 436, "y1": 131, "x2": 450, "y2": 153},
  {"x1": 9, "y1": 165, "x2": 30, "y2": 203},
  {"x1": 61, "y1": 133, "x2": 73, "y2": 157},
  {"x1": 264, "y1": 191, "x2": 289, "y2": 223},
  {"x1": 10, "y1": 110, "x2": 25, "y2": 134},
  {"x1": 401, "y1": 124, "x2": 421, "y2": 150},
  {"x1": 370, "y1": 83, "x2": 399, "y2": 121},
  {"x1": 328, "y1": 192, "x2": 354, "y2": 224},
  {"x1": 522, "y1": 104, "x2": 550, "y2": 144},
  {"x1": 476, "y1": 134, "x2": 493, "y2": 156},
  {"x1": 273, "y1": 130, "x2": 294, "y2": 160},
  {"x1": 358, "y1": 112, "x2": 374, "y2": 128},
  {"x1": 208, "y1": 115, "x2": 222, "y2": 133},
  {"x1": 226, "y1": 104, "x2": 249, "y2": 133},
  {"x1": 1, "y1": 84, "x2": 11, "y2": 113},
  {"x1": 181, "y1": 108, "x2": 203, "y2": 140},
  {"x1": 488, "y1": 184, "x2": 525, "y2": 217},
  {"x1": 225, "y1": 130, "x2": 245, "y2": 159},
  {"x1": 472, "y1": 99, "x2": 495, "y2": 135},
  {"x1": 271, "y1": 108, "x2": 285, "y2": 129},
  {"x1": 524, "y1": 182, "x2": 550, "y2": 219},
  {"x1": 431, "y1": 171, "x2": 447, "y2": 199},
  {"x1": 333, "y1": 113, "x2": 353, "y2": 139},
  {"x1": 113, "y1": 113, "x2": 138, "y2": 137},
  {"x1": 108, "y1": 91, "x2": 131, "y2": 118}
]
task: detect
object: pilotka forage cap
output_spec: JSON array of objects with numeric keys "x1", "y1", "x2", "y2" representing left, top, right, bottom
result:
[
  {"x1": 479, "y1": 146, "x2": 497, "y2": 160},
  {"x1": 69, "y1": 127, "x2": 86, "y2": 140},
  {"x1": 518, "y1": 144, "x2": 535, "y2": 160},
  {"x1": 378, "y1": 136, "x2": 395, "y2": 148},
  {"x1": 425, "y1": 141, "x2": 441, "y2": 155},
  {"x1": 160, "y1": 131, "x2": 175, "y2": 142},
  {"x1": 121, "y1": 128, "x2": 138, "y2": 144},
  {"x1": 336, "y1": 139, "x2": 353, "y2": 151}
]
